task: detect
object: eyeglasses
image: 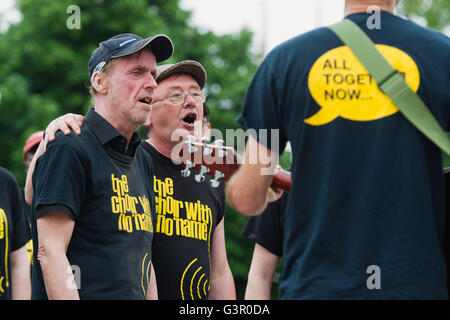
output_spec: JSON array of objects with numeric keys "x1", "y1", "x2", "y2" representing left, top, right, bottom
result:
[{"x1": 152, "y1": 92, "x2": 206, "y2": 105}]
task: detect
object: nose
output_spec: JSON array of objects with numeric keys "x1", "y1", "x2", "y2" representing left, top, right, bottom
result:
[
  {"x1": 183, "y1": 93, "x2": 196, "y2": 107},
  {"x1": 144, "y1": 74, "x2": 158, "y2": 90}
]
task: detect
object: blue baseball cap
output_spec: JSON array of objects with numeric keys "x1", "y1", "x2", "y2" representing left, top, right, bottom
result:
[{"x1": 88, "y1": 33, "x2": 174, "y2": 79}]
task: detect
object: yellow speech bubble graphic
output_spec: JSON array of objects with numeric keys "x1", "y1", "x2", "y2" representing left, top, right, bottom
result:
[{"x1": 305, "y1": 45, "x2": 420, "y2": 126}]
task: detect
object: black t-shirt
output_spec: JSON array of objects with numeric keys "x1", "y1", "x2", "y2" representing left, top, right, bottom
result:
[
  {"x1": 242, "y1": 191, "x2": 287, "y2": 257},
  {"x1": 21, "y1": 189, "x2": 32, "y2": 224},
  {"x1": 0, "y1": 167, "x2": 31, "y2": 300},
  {"x1": 21, "y1": 188, "x2": 34, "y2": 273},
  {"x1": 140, "y1": 141, "x2": 225, "y2": 300},
  {"x1": 31, "y1": 108, "x2": 156, "y2": 300},
  {"x1": 238, "y1": 11, "x2": 450, "y2": 299}
]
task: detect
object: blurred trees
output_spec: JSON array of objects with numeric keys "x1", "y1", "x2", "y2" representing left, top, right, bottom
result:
[
  {"x1": 396, "y1": 0, "x2": 450, "y2": 167},
  {"x1": 0, "y1": 0, "x2": 258, "y2": 298},
  {"x1": 1, "y1": 0, "x2": 448, "y2": 299},
  {"x1": 0, "y1": 0, "x2": 258, "y2": 183},
  {"x1": 397, "y1": 0, "x2": 450, "y2": 31}
]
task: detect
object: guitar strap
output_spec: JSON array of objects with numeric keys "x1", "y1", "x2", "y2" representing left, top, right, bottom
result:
[
  {"x1": 328, "y1": 19, "x2": 450, "y2": 294},
  {"x1": 328, "y1": 19, "x2": 450, "y2": 159}
]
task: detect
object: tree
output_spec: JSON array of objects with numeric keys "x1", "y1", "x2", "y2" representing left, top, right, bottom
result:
[
  {"x1": 0, "y1": 0, "x2": 258, "y2": 298},
  {"x1": 397, "y1": 0, "x2": 450, "y2": 167},
  {"x1": 397, "y1": 0, "x2": 450, "y2": 32},
  {"x1": 0, "y1": 0, "x2": 258, "y2": 182}
]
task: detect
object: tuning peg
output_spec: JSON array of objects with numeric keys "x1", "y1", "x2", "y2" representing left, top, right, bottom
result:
[
  {"x1": 186, "y1": 135, "x2": 198, "y2": 154},
  {"x1": 214, "y1": 139, "x2": 228, "y2": 158},
  {"x1": 210, "y1": 170, "x2": 224, "y2": 188},
  {"x1": 186, "y1": 135, "x2": 196, "y2": 143},
  {"x1": 201, "y1": 136, "x2": 212, "y2": 156},
  {"x1": 181, "y1": 160, "x2": 195, "y2": 177},
  {"x1": 218, "y1": 149, "x2": 227, "y2": 158},
  {"x1": 195, "y1": 165, "x2": 210, "y2": 183},
  {"x1": 203, "y1": 146, "x2": 212, "y2": 156}
]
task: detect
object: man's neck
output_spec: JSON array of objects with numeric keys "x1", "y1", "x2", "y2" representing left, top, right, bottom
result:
[
  {"x1": 146, "y1": 137, "x2": 178, "y2": 160},
  {"x1": 94, "y1": 103, "x2": 135, "y2": 143},
  {"x1": 344, "y1": 0, "x2": 396, "y2": 16}
]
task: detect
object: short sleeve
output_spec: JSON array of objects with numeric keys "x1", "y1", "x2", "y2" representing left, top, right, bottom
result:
[
  {"x1": 215, "y1": 184, "x2": 226, "y2": 225},
  {"x1": 33, "y1": 134, "x2": 87, "y2": 220},
  {"x1": 237, "y1": 55, "x2": 288, "y2": 154},
  {"x1": 146, "y1": 156, "x2": 158, "y2": 232},
  {"x1": 11, "y1": 179, "x2": 31, "y2": 251},
  {"x1": 242, "y1": 192, "x2": 288, "y2": 257}
]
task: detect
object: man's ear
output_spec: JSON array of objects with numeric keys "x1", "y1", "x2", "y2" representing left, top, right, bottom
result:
[{"x1": 91, "y1": 71, "x2": 108, "y2": 94}]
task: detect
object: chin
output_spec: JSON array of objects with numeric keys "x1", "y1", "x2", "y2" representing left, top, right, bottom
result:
[
  {"x1": 131, "y1": 112, "x2": 151, "y2": 126},
  {"x1": 170, "y1": 127, "x2": 192, "y2": 143}
]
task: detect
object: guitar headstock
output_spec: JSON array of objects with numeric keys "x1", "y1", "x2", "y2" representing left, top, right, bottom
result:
[
  {"x1": 175, "y1": 135, "x2": 292, "y2": 192},
  {"x1": 176, "y1": 135, "x2": 242, "y2": 188}
]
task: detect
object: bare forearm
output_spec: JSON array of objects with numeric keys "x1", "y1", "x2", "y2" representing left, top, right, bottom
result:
[
  {"x1": 146, "y1": 264, "x2": 158, "y2": 300},
  {"x1": 10, "y1": 246, "x2": 31, "y2": 300},
  {"x1": 226, "y1": 171, "x2": 269, "y2": 216},
  {"x1": 226, "y1": 136, "x2": 279, "y2": 216},
  {"x1": 208, "y1": 268, "x2": 236, "y2": 300},
  {"x1": 244, "y1": 244, "x2": 279, "y2": 300},
  {"x1": 244, "y1": 274, "x2": 272, "y2": 300},
  {"x1": 39, "y1": 249, "x2": 80, "y2": 300},
  {"x1": 37, "y1": 211, "x2": 77, "y2": 299},
  {"x1": 11, "y1": 265, "x2": 31, "y2": 300},
  {"x1": 25, "y1": 140, "x2": 45, "y2": 205}
]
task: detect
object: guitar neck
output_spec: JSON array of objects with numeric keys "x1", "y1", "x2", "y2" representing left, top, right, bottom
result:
[
  {"x1": 272, "y1": 169, "x2": 291, "y2": 192},
  {"x1": 233, "y1": 153, "x2": 291, "y2": 192},
  {"x1": 179, "y1": 138, "x2": 292, "y2": 192}
]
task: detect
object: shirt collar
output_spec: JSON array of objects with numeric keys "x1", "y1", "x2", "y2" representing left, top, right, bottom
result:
[{"x1": 85, "y1": 108, "x2": 141, "y2": 156}]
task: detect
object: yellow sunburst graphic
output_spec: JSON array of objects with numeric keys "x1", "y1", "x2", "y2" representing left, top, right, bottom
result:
[
  {"x1": 0, "y1": 209, "x2": 9, "y2": 294},
  {"x1": 141, "y1": 252, "x2": 152, "y2": 298},
  {"x1": 180, "y1": 258, "x2": 209, "y2": 300}
]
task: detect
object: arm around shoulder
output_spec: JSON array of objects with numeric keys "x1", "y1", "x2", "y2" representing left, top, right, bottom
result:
[{"x1": 24, "y1": 139, "x2": 45, "y2": 205}]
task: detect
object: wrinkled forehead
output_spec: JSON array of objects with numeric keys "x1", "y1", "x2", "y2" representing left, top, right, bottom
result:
[
  {"x1": 114, "y1": 47, "x2": 157, "y2": 70},
  {"x1": 155, "y1": 73, "x2": 201, "y2": 94}
]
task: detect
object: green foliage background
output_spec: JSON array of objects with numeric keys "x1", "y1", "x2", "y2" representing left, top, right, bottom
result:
[
  {"x1": 0, "y1": 0, "x2": 448, "y2": 299},
  {"x1": 398, "y1": 0, "x2": 450, "y2": 31},
  {"x1": 0, "y1": 0, "x2": 259, "y2": 299}
]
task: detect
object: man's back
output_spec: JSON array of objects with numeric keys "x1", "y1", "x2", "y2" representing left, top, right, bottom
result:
[{"x1": 238, "y1": 11, "x2": 450, "y2": 299}]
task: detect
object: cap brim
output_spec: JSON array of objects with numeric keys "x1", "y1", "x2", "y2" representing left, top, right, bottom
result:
[
  {"x1": 156, "y1": 60, "x2": 207, "y2": 89},
  {"x1": 111, "y1": 34, "x2": 174, "y2": 63}
]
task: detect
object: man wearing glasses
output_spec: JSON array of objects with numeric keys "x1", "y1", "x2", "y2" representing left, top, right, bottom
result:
[
  {"x1": 25, "y1": 33, "x2": 174, "y2": 299},
  {"x1": 28, "y1": 60, "x2": 236, "y2": 300},
  {"x1": 142, "y1": 60, "x2": 236, "y2": 300}
]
